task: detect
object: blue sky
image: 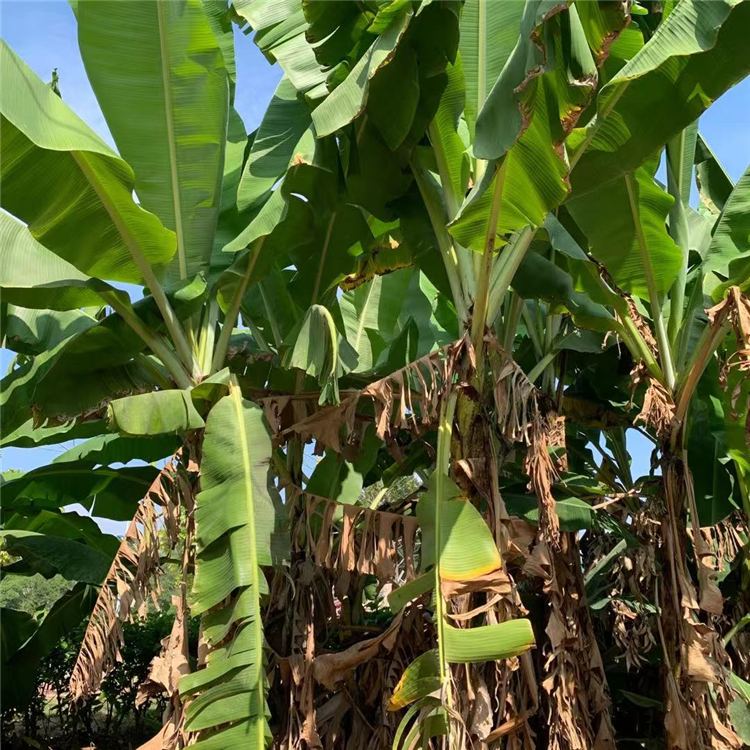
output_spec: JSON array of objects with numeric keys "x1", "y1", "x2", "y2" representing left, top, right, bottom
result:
[
  {"x1": 0, "y1": 1, "x2": 282, "y2": 148},
  {"x1": 1, "y1": 2, "x2": 748, "y2": 527}
]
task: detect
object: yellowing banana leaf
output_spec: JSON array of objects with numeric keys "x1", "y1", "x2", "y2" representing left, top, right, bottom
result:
[
  {"x1": 417, "y1": 471, "x2": 503, "y2": 581},
  {"x1": 388, "y1": 650, "x2": 441, "y2": 711},
  {"x1": 442, "y1": 619, "x2": 535, "y2": 664}
]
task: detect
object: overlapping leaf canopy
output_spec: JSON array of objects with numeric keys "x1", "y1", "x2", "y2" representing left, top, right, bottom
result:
[{"x1": 1, "y1": 1, "x2": 749, "y2": 748}]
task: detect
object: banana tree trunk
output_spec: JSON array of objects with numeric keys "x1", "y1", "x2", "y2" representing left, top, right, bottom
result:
[{"x1": 657, "y1": 434, "x2": 741, "y2": 750}]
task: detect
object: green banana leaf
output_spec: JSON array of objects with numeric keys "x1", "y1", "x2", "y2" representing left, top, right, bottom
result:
[
  {"x1": 702, "y1": 164, "x2": 750, "y2": 278},
  {"x1": 0, "y1": 418, "x2": 107, "y2": 450},
  {"x1": 1, "y1": 305, "x2": 97, "y2": 357},
  {"x1": 107, "y1": 389, "x2": 206, "y2": 436},
  {"x1": 0, "y1": 530, "x2": 112, "y2": 585},
  {"x1": 2, "y1": 508, "x2": 119, "y2": 557},
  {"x1": 450, "y1": 0, "x2": 616, "y2": 250},
  {"x1": 567, "y1": 155, "x2": 682, "y2": 299},
  {"x1": 0, "y1": 40, "x2": 175, "y2": 284},
  {"x1": 53, "y1": 433, "x2": 181, "y2": 466},
  {"x1": 77, "y1": 0, "x2": 230, "y2": 281},
  {"x1": 236, "y1": 76, "x2": 311, "y2": 214},
  {"x1": 185, "y1": 388, "x2": 286, "y2": 749},
  {"x1": 1, "y1": 463, "x2": 158, "y2": 521},
  {"x1": 570, "y1": 0, "x2": 750, "y2": 195},
  {"x1": 0, "y1": 213, "x2": 129, "y2": 312}
]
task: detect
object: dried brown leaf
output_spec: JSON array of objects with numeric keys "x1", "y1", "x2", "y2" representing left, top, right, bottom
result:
[
  {"x1": 312, "y1": 612, "x2": 404, "y2": 690},
  {"x1": 70, "y1": 456, "x2": 190, "y2": 704}
]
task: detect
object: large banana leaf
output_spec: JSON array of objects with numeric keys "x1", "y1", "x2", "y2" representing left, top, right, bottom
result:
[
  {"x1": 1, "y1": 275, "x2": 206, "y2": 434},
  {"x1": 302, "y1": 0, "x2": 372, "y2": 69},
  {"x1": 511, "y1": 250, "x2": 617, "y2": 334},
  {"x1": 542, "y1": 212, "x2": 629, "y2": 315},
  {"x1": 311, "y1": 9, "x2": 413, "y2": 137},
  {"x1": 1, "y1": 463, "x2": 158, "y2": 521},
  {"x1": 428, "y1": 55, "x2": 470, "y2": 218},
  {"x1": 474, "y1": 1, "x2": 596, "y2": 161},
  {"x1": 220, "y1": 124, "x2": 319, "y2": 263},
  {"x1": 233, "y1": 0, "x2": 327, "y2": 94},
  {"x1": 77, "y1": 0, "x2": 230, "y2": 280},
  {"x1": 566, "y1": 155, "x2": 682, "y2": 299},
  {"x1": 202, "y1": 0, "x2": 238, "y2": 103},
  {"x1": 694, "y1": 133, "x2": 734, "y2": 215},
  {"x1": 0, "y1": 419, "x2": 107, "y2": 450},
  {"x1": 236, "y1": 76, "x2": 311, "y2": 214},
  {"x1": 0, "y1": 213, "x2": 129, "y2": 312},
  {"x1": 0, "y1": 339, "x2": 140, "y2": 439},
  {"x1": 185, "y1": 388, "x2": 284, "y2": 748},
  {"x1": 389, "y1": 622, "x2": 535, "y2": 702},
  {"x1": 449, "y1": 1, "x2": 609, "y2": 250},
  {"x1": 106, "y1": 390, "x2": 206, "y2": 436},
  {"x1": 209, "y1": 107, "x2": 252, "y2": 285},
  {"x1": 1, "y1": 608, "x2": 37, "y2": 664},
  {"x1": 0, "y1": 530, "x2": 112, "y2": 585},
  {"x1": 1, "y1": 305, "x2": 96, "y2": 356},
  {"x1": 701, "y1": 164, "x2": 750, "y2": 278},
  {"x1": 53, "y1": 433, "x2": 181, "y2": 466},
  {"x1": 459, "y1": 0, "x2": 524, "y2": 140},
  {"x1": 0, "y1": 41, "x2": 175, "y2": 284},
  {"x1": 503, "y1": 493, "x2": 595, "y2": 532},
  {"x1": 338, "y1": 270, "x2": 412, "y2": 374},
  {"x1": 570, "y1": 0, "x2": 750, "y2": 194},
  {"x1": 2, "y1": 508, "x2": 119, "y2": 557}
]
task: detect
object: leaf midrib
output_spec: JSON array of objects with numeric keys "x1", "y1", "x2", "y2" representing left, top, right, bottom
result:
[
  {"x1": 230, "y1": 390, "x2": 265, "y2": 745},
  {"x1": 156, "y1": 1, "x2": 187, "y2": 279}
]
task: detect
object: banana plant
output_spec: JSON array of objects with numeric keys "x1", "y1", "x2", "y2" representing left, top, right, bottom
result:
[{"x1": 1, "y1": 1, "x2": 749, "y2": 749}]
